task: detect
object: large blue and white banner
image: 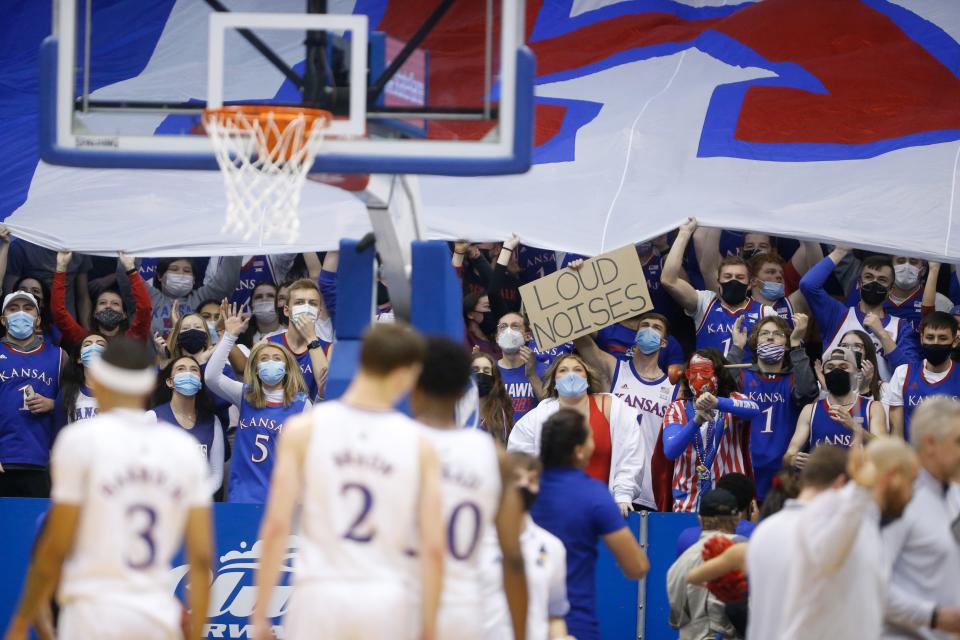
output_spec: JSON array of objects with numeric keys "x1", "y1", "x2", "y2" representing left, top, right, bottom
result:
[{"x1": 2, "y1": 1, "x2": 960, "y2": 258}]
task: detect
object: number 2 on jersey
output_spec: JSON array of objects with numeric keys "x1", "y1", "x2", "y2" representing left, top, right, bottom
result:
[
  {"x1": 125, "y1": 504, "x2": 158, "y2": 569},
  {"x1": 341, "y1": 482, "x2": 375, "y2": 543}
]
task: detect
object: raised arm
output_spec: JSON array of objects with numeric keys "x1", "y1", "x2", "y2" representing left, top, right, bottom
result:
[
  {"x1": 51, "y1": 251, "x2": 88, "y2": 346},
  {"x1": 573, "y1": 334, "x2": 617, "y2": 389},
  {"x1": 799, "y1": 248, "x2": 850, "y2": 340},
  {"x1": 195, "y1": 255, "x2": 242, "y2": 303},
  {"x1": 318, "y1": 250, "x2": 338, "y2": 323},
  {"x1": 921, "y1": 261, "x2": 940, "y2": 315},
  {"x1": 661, "y1": 218, "x2": 701, "y2": 315},
  {"x1": 0, "y1": 226, "x2": 11, "y2": 295},
  {"x1": 203, "y1": 304, "x2": 248, "y2": 407},
  {"x1": 119, "y1": 252, "x2": 154, "y2": 340},
  {"x1": 686, "y1": 542, "x2": 747, "y2": 585},
  {"x1": 692, "y1": 225, "x2": 722, "y2": 293}
]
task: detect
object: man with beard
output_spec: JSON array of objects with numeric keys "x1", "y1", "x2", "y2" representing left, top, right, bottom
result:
[{"x1": 778, "y1": 433, "x2": 918, "y2": 640}]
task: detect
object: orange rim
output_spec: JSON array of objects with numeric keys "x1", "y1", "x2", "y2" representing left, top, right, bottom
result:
[{"x1": 202, "y1": 105, "x2": 333, "y2": 130}]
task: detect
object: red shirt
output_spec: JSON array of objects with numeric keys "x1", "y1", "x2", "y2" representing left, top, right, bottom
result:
[{"x1": 584, "y1": 395, "x2": 612, "y2": 484}]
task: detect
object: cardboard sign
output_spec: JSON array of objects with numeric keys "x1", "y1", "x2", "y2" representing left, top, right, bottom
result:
[{"x1": 520, "y1": 245, "x2": 652, "y2": 350}]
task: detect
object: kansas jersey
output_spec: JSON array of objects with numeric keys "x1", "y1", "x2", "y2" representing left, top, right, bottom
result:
[
  {"x1": 663, "y1": 394, "x2": 751, "y2": 513},
  {"x1": 823, "y1": 308, "x2": 908, "y2": 382},
  {"x1": 150, "y1": 402, "x2": 217, "y2": 462},
  {"x1": 295, "y1": 401, "x2": 423, "y2": 584},
  {"x1": 809, "y1": 397, "x2": 873, "y2": 449},
  {"x1": 593, "y1": 323, "x2": 685, "y2": 371},
  {"x1": 50, "y1": 409, "x2": 209, "y2": 633},
  {"x1": 884, "y1": 287, "x2": 923, "y2": 330},
  {"x1": 267, "y1": 332, "x2": 329, "y2": 400},
  {"x1": 499, "y1": 362, "x2": 546, "y2": 423},
  {"x1": 740, "y1": 370, "x2": 797, "y2": 499},
  {"x1": 421, "y1": 427, "x2": 501, "y2": 639},
  {"x1": 770, "y1": 295, "x2": 796, "y2": 327},
  {"x1": 71, "y1": 386, "x2": 98, "y2": 423},
  {"x1": 692, "y1": 291, "x2": 775, "y2": 361},
  {"x1": 228, "y1": 391, "x2": 309, "y2": 504},
  {"x1": 896, "y1": 361, "x2": 960, "y2": 441},
  {"x1": 0, "y1": 341, "x2": 64, "y2": 467},
  {"x1": 610, "y1": 361, "x2": 678, "y2": 508}
]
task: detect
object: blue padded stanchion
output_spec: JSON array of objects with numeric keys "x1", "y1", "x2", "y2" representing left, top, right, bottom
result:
[
  {"x1": 324, "y1": 238, "x2": 375, "y2": 400},
  {"x1": 410, "y1": 240, "x2": 464, "y2": 341}
]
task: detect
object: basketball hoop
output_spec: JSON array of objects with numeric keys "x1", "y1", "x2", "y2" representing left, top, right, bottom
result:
[{"x1": 203, "y1": 105, "x2": 332, "y2": 243}]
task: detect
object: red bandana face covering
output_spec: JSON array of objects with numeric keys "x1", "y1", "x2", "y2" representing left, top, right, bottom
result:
[{"x1": 687, "y1": 355, "x2": 717, "y2": 396}]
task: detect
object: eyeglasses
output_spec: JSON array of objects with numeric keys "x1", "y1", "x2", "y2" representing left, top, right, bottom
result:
[
  {"x1": 757, "y1": 330, "x2": 786, "y2": 339},
  {"x1": 838, "y1": 342, "x2": 864, "y2": 352}
]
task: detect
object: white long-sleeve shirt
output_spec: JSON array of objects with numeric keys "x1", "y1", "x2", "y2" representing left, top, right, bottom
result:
[
  {"x1": 507, "y1": 395, "x2": 643, "y2": 504},
  {"x1": 882, "y1": 469, "x2": 960, "y2": 640},
  {"x1": 779, "y1": 482, "x2": 885, "y2": 640}
]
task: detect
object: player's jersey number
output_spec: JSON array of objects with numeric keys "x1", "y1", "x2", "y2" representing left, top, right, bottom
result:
[
  {"x1": 341, "y1": 482, "x2": 375, "y2": 543},
  {"x1": 447, "y1": 501, "x2": 482, "y2": 561},
  {"x1": 125, "y1": 504, "x2": 158, "y2": 569}
]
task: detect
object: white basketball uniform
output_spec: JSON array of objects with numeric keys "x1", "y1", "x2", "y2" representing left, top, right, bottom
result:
[
  {"x1": 420, "y1": 426, "x2": 502, "y2": 640},
  {"x1": 285, "y1": 401, "x2": 424, "y2": 639},
  {"x1": 610, "y1": 360, "x2": 678, "y2": 508},
  {"x1": 481, "y1": 516, "x2": 570, "y2": 640},
  {"x1": 51, "y1": 408, "x2": 210, "y2": 640}
]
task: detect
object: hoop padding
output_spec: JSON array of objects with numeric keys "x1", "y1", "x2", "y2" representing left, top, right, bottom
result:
[{"x1": 203, "y1": 106, "x2": 332, "y2": 242}]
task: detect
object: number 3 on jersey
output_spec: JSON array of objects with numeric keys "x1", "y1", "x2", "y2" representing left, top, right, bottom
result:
[{"x1": 125, "y1": 504, "x2": 158, "y2": 569}]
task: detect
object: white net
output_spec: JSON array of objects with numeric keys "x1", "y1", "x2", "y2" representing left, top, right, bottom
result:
[{"x1": 204, "y1": 108, "x2": 331, "y2": 243}]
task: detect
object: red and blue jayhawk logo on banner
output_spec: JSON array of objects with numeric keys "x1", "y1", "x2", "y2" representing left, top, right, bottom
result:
[{"x1": 372, "y1": 0, "x2": 960, "y2": 163}]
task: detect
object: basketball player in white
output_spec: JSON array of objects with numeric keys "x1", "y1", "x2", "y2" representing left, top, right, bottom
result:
[
  {"x1": 412, "y1": 337, "x2": 528, "y2": 640},
  {"x1": 5, "y1": 338, "x2": 213, "y2": 640},
  {"x1": 252, "y1": 324, "x2": 444, "y2": 640}
]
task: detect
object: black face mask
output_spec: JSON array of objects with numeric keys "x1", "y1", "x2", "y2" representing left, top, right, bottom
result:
[
  {"x1": 742, "y1": 248, "x2": 766, "y2": 261},
  {"x1": 519, "y1": 487, "x2": 538, "y2": 512},
  {"x1": 719, "y1": 280, "x2": 749, "y2": 306},
  {"x1": 474, "y1": 372, "x2": 494, "y2": 397},
  {"x1": 478, "y1": 311, "x2": 498, "y2": 337},
  {"x1": 824, "y1": 368, "x2": 852, "y2": 396},
  {"x1": 177, "y1": 329, "x2": 207, "y2": 355},
  {"x1": 860, "y1": 281, "x2": 889, "y2": 306},
  {"x1": 922, "y1": 343, "x2": 953, "y2": 366},
  {"x1": 377, "y1": 280, "x2": 391, "y2": 307},
  {"x1": 93, "y1": 308, "x2": 124, "y2": 330}
]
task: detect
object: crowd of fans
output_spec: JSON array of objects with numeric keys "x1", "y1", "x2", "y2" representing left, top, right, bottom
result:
[{"x1": 0, "y1": 215, "x2": 959, "y2": 639}]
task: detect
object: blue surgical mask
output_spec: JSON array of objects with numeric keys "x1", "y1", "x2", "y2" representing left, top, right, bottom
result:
[
  {"x1": 257, "y1": 360, "x2": 286, "y2": 386},
  {"x1": 634, "y1": 327, "x2": 663, "y2": 354},
  {"x1": 79, "y1": 343, "x2": 105, "y2": 367},
  {"x1": 556, "y1": 373, "x2": 589, "y2": 398},
  {"x1": 760, "y1": 281, "x2": 785, "y2": 300},
  {"x1": 172, "y1": 372, "x2": 202, "y2": 397},
  {"x1": 4, "y1": 311, "x2": 35, "y2": 340}
]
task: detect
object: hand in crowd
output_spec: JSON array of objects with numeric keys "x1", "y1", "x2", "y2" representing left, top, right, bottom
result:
[
  {"x1": 860, "y1": 359, "x2": 875, "y2": 392},
  {"x1": 291, "y1": 313, "x2": 318, "y2": 342},
  {"x1": 503, "y1": 233, "x2": 520, "y2": 252},
  {"x1": 791, "y1": 451, "x2": 809, "y2": 469},
  {"x1": 170, "y1": 299, "x2": 182, "y2": 327},
  {"x1": 617, "y1": 502, "x2": 633, "y2": 518},
  {"x1": 678, "y1": 217, "x2": 698, "y2": 237},
  {"x1": 789, "y1": 313, "x2": 808, "y2": 347},
  {"x1": 519, "y1": 345, "x2": 538, "y2": 375},
  {"x1": 567, "y1": 259, "x2": 584, "y2": 271},
  {"x1": 117, "y1": 251, "x2": 135, "y2": 272},
  {"x1": 730, "y1": 316, "x2": 748, "y2": 349},
  {"x1": 221, "y1": 299, "x2": 250, "y2": 337},
  {"x1": 847, "y1": 427, "x2": 875, "y2": 489},
  {"x1": 862, "y1": 312, "x2": 884, "y2": 335},
  {"x1": 0, "y1": 224, "x2": 11, "y2": 244},
  {"x1": 55, "y1": 250, "x2": 72, "y2": 273},
  {"x1": 26, "y1": 393, "x2": 54, "y2": 415},
  {"x1": 695, "y1": 391, "x2": 718, "y2": 413},
  {"x1": 152, "y1": 331, "x2": 170, "y2": 358},
  {"x1": 813, "y1": 358, "x2": 826, "y2": 390},
  {"x1": 828, "y1": 408, "x2": 858, "y2": 433},
  {"x1": 453, "y1": 240, "x2": 469, "y2": 255}
]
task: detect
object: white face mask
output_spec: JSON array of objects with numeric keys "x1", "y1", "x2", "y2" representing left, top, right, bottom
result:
[
  {"x1": 252, "y1": 300, "x2": 278, "y2": 324},
  {"x1": 893, "y1": 263, "x2": 921, "y2": 290},
  {"x1": 497, "y1": 327, "x2": 525, "y2": 354},
  {"x1": 315, "y1": 317, "x2": 334, "y2": 342},
  {"x1": 291, "y1": 303, "x2": 319, "y2": 323},
  {"x1": 163, "y1": 273, "x2": 194, "y2": 298},
  {"x1": 376, "y1": 310, "x2": 395, "y2": 324}
]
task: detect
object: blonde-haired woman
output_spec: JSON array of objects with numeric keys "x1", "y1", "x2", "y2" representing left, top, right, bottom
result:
[
  {"x1": 205, "y1": 303, "x2": 310, "y2": 503},
  {"x1": 507, "y1": 353, "x2": 643, "y2": 515}
]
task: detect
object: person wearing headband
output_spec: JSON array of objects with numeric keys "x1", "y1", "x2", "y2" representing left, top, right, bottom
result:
[
  {"x1": 727, "y1": 313, "x2": 818, "y2": 501},
  {"x1": 785, "y1": 347, "x2": 886, "y2": 468},
  {"x1": 205, "y1": 303, "x2": 310, "y2": 504},
  {"x1": 660, "y1": 349, "x2": 761, "y2": 512},
  {"x1": 0, "y1": 291, "x2": 66, "y2": 499},
  {"x1": 6, "y1": 337, "x2": 213, "y2": 640},
  {"x1": 55, "y1": 333, "x2": 107, "y2": 426}
]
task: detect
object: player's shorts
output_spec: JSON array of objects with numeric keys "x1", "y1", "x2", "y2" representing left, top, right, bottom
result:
[
  {"x1": 284, "y1": 580, "x2": 410, "y2": 639},
  {"x1": 58, "y1": 599, "x2": 179, "y2": 640}
]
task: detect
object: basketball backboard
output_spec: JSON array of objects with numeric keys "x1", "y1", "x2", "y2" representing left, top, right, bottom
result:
[{"x1": 41, "y1": 0, "x2": 534, "y2": 176}]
